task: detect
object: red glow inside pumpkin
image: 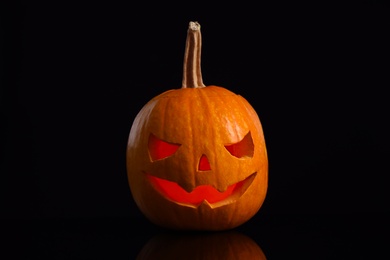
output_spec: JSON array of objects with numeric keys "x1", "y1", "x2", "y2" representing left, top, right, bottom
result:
[
  {"x1": 149, "y1": 134, "x2": 180, "y2": 161},
  {"x1": 147, "y1": 173, "x2": 245, "y2": 205},
  {"x1": 198, "y1": 154, "x2": 211, "y2": 171},
  {"x1": 224, "y1": 132, "x2": 254, "y2": 158}
]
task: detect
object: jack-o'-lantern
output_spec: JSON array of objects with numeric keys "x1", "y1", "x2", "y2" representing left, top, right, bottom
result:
[{"x1": 126, "y1": 21, "x2": 268, "y2": 230}]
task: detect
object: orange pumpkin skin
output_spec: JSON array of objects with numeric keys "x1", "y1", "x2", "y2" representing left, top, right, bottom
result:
[{"x1": 127, "y1": 86, "x2": 268, "y2": 230}]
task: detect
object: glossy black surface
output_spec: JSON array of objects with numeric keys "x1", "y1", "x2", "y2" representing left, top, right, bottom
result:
[
  {"x1": 2, "y1": 2, "x2": 390, "y2": 259},
  {"x1": 6, "y1": 213, "x2": 389, "y2": 259}
]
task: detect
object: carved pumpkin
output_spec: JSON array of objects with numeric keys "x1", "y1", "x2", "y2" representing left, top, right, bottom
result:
[
  {"x1": 136, "y1": 231, "x2": 267, "y2": 259},
  {"x1": 126, "y1": 21, "x2": 268, "y2": 230}
]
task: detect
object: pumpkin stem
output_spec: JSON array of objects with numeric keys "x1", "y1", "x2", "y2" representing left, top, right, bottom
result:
[{"x1": 181, "y1": 21, "x2": 206, "y2": 89}]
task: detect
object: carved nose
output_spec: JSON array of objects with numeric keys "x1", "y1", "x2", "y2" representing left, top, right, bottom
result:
[{"x1": 198, "y1": 154, "x2": 211, "y2": 171}]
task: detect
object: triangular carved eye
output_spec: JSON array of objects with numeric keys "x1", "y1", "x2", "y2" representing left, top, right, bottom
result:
[
  {"x1": 224, "y1": 132, "x2": 254, "y2": 158},
  {"x1": 148, "y1": 134, "x2": 181, "y2": 161}
]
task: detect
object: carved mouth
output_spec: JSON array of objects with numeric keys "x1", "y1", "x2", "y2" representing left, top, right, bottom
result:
[{"x1": 146, "y1": 173, "x2": 256, "y2": 207}]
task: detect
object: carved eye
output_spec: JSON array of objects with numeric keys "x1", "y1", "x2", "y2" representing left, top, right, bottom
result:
[
  {"x1": 224, "y1": 132, "x2": 254, "y2": 158},
  {"x1": 148, "y1": 134, "x2": 181, "y2": 161}
]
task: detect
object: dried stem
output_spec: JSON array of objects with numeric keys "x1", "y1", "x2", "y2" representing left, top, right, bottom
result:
[{"x1": 181, "y1": 21, "x2": 206, "y2": 89}]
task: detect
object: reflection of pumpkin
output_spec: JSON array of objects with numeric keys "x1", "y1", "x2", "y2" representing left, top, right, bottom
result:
[
  {"x1": 126, "y1": 21, "x2": 268, "y2": 230},
  {"x1": 136, "y1": 231, "x2": 267, "y2": 260}
]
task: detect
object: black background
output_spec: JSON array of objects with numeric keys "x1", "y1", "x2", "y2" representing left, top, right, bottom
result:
[{"x1": 2, "y1": 1, "x2": 390, "y2": 259}]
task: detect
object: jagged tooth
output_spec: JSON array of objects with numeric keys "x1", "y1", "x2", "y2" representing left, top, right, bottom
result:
[
  {"x1": 200, "y1": 200, "x2": 211, "y2": 207},
  {"x1": 178, "y1": 181, "x2": 195, "y2": 193},
  {"x1": 216, "y1": 185, "x2": 228, "y2": 193}
]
